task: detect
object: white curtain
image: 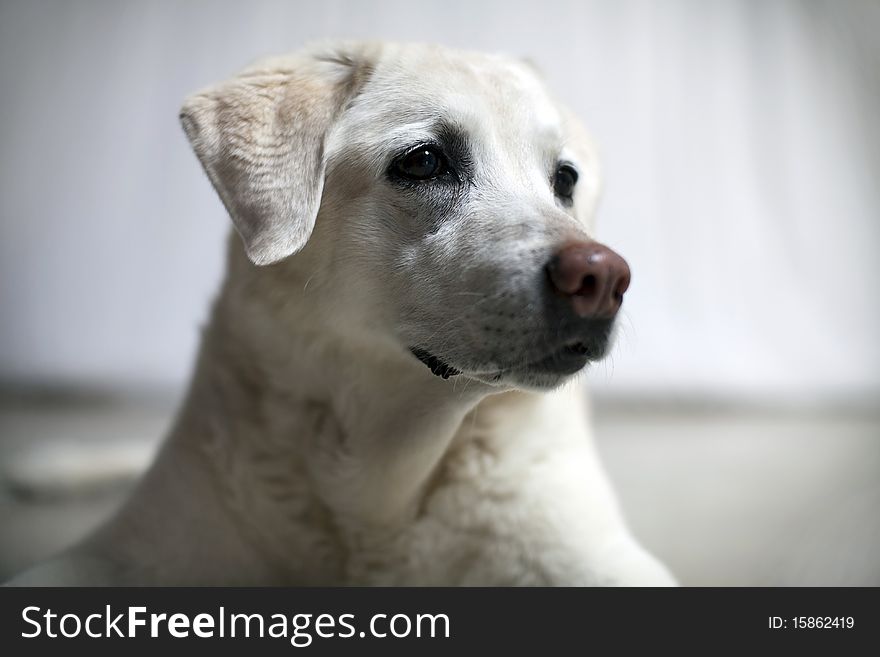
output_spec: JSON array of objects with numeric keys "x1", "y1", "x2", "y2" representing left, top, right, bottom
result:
[{"x1": 1, "y1": 0, "x2": 877, "y2": 402}]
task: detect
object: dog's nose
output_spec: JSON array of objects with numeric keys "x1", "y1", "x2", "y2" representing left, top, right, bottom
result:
[{"x1": 545, "y1": 241, "x2": 631, "y2": 318}]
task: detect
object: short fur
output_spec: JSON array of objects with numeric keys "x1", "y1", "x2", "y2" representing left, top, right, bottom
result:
[{"x1": 10, "y1": 42, "x2": 675, "y2": 586}]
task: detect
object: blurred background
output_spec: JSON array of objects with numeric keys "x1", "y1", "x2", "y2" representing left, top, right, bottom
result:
[{"x1": 1, "y1": 0, "x2": 878, "y2": 585}]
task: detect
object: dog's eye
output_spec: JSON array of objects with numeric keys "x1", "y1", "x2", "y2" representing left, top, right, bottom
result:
[
  {"x1": 554, "y1": 164, "x2": 579, "y2": 199},
  {"x1": 391, "y1": 146, "x2": 448, "y2": 181}
]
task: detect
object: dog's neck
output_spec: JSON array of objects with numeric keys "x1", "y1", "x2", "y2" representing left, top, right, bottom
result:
[{"x1": 168, "y1": 245, "x2": 502, "y2": 555}]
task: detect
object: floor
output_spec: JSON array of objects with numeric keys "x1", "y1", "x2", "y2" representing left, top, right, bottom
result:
[
  {"x1": 594, "y1": 401, "x2": 880, "y2": 586},
  {"x1": 1, "y1": 391, "x2": 878, "y2": 585}
]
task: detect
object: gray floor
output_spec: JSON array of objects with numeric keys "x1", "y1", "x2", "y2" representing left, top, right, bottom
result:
[
  {"x1": 595, "y1": 401, "x2": 880, "y2": 586},
  {"x1": 1, "y1": 391, "x2": 878, "y2": 585}
]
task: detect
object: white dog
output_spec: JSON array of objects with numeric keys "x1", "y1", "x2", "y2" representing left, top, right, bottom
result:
[{"x1": 11, "y1": 42, "x2": 674, "y2": 586}]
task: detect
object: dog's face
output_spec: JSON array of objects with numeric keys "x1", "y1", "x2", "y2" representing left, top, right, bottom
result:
[{"x1": 182, "y1": 43, "x2": 630, "y2": 390}]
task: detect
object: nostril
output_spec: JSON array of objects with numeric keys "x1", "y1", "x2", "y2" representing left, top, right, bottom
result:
[
  {"x1": 613, "y1": 268, "x2": 631, "y2": 301},
  {"x1": 545, "y1": 256, "x2": 561, "y2": 284},
  {"x1": 576, "y1": 274, "x2": 598, "y2": 298}
]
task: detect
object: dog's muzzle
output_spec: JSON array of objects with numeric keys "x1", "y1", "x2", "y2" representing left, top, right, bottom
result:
[{"x1": 409, "y1": 240, "x2": 629, "y2": 383}]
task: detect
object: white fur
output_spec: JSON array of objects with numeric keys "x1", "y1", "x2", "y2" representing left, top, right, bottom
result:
[{"x1": 9, "y1": 42, "x2": 675, "y2": 586}]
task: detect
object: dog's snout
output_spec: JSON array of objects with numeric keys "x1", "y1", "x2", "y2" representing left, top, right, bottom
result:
[{"x1": 545, "y1": 241, "x2": 631, "y2": 318}]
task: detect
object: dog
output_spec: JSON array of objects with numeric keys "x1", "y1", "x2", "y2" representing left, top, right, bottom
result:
[{"x1": 10, "y1": 41, "x2": 675, "y2": 586}]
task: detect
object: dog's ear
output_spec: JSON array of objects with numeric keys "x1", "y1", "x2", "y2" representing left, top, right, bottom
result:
[{"x1": 180, "y1": 46, "x2": 374, "y2": 265}]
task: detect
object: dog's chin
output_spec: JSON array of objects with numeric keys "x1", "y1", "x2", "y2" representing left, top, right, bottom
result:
[
  {"x1": 410, "y1": 340, "x2": 608, "y2": 391},
  {"x1": 474, "y1": 341, "x2": 605, "y2": 390}
]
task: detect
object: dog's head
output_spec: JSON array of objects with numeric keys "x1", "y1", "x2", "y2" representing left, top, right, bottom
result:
[{"x1": 181, "y1": 42, "x2": 630, "y2": 390}]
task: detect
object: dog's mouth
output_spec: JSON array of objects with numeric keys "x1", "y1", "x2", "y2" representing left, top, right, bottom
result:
[
  {"x1": 409, "y1": 337, "x2": 605, "y2": 382},
  {"x1": 525, "y1": 340, "x2": 599, "y2": 374},
  {"x1": 410, "y1": 347, "x2": 462, "y2": 379}
]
